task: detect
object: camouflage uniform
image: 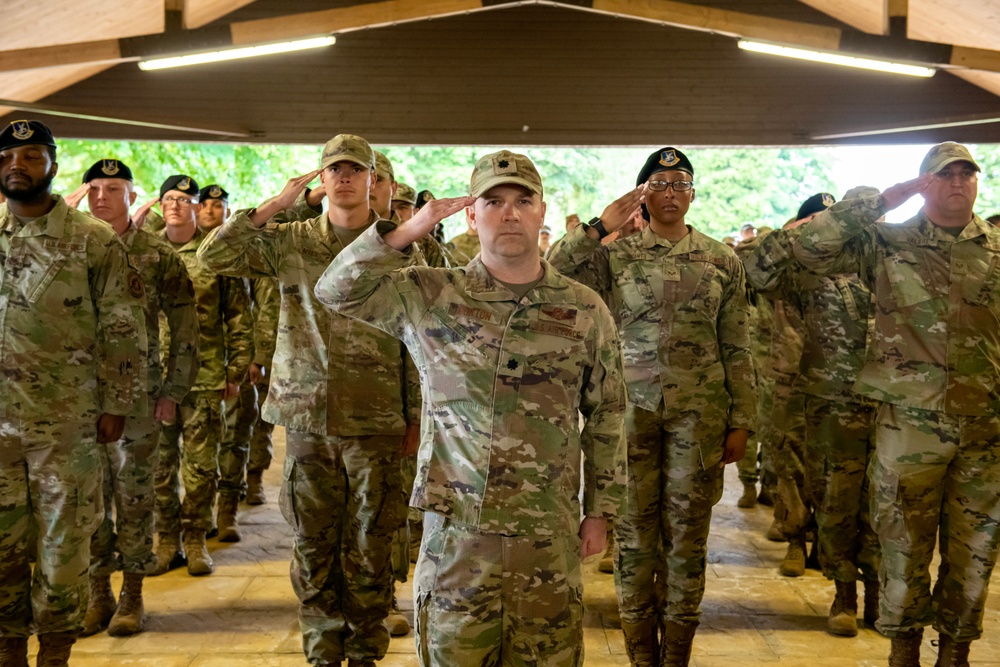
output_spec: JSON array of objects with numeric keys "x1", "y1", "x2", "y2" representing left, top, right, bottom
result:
[
  {"x1": 198, "y1": 206, "x2": 415, "y2": 665},
  {"x1": 155, "y1": 227, "x2": 253, "y2": 538},
  {"x1": 794, "y1": 192, "x2": 1000, "y2": 641},
  {"x1": 447, "y1": 230, "x2": 480, "y2": 264},
  {"x1": 247, "y1": 277, "x2": 280, "y2": 477},
  {"x1": 547, "y1": 225, "x2": 755, "y2": 637},
  {"x1": 91, "y1": 224, "x2": 199, "y2": 577},
  {"x1": 313, "y1": 221, "x2": 627, "y2": 667},
  {"x1": 747, "y1": 227, "x2": 878, "y2": 581},
  {"x1": 0, "y1": 196, "x2": 143, "y2": 636}
]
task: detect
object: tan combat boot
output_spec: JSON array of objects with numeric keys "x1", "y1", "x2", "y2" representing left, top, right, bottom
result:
[
  {"x1": 737, "y1": 481, "x2": 757, "y2": 508},
  {"x1": 889, "y1": 628, "x2": 923, "y2": 667},
  {"x1": 150, "y1": 531, "x2": 185, "y2": 576},
  {"x1": 827, "y1": 580, "x2": 858, "y2": 637},
  {"x1": 620, "y1": 617, "x2": 659, "y2": 667},
  {"x1": 108, "y1": 572, "x2": 146, "y2": 636},
  {"x1": 935, "y1": 633, "x2": 971, "y2": 667},
  {"x1": 659, "y1": 619, "x2": 697, "y2": 667},
  {"x1": 80, "y1": 574, "x2": 116, "y2": 636},
  {"x1": 0, "y1": 636, "x2": 28, "y2": 667},
  {"x1": 385, "y1": 594, "x2": 410, "y2": 637},
  {"x1": 245, "y1": 470, "x2": 267, "y2": 505},
  {"x1": 184, "y1": 531, "x2": 214, "y2": 576},
  {"x1": 217, "y1": 493, "x2": 242, "y2": 543},
  {"x1": 779, "y1": 538, "x2": 806, "y2": 577},
  {"x1": 864, "y1": 577, "x2": 880, "y2": 629},
  {"x1": 36, "y1": 632, "x2": 75, "y2": 667}
]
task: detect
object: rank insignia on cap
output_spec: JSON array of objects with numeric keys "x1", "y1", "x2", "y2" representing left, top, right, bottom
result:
[
  {"x1": 178, "y1": 177, "x2": 191, "y2": 190},
  {"x1": 492, "y1": 156, "x2": 517, "y2": 175},
  {"x1": 822, "y1": 193, "x2": 835, "y2": 207},
  {"x1": 101, "y1": 159, "x2": 120, "y2": 176},
  {"x1": 11, "y1": 120, "x2": 33, "y2": 141},
  {"x1": 210, "y1": 185, "x2": 222, "y2": 198},
  {"x1": 659, "y1": 150, "x2": 679, "y2": 167}
]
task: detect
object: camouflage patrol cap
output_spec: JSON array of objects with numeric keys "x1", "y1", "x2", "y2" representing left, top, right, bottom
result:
[
  {"x1": 374, "y1": 151, "x2": 394, "y2": 182},
  {"x1": 199, "y1": 184, "x2": 229, "y2": 202},
  {"x1": 320, "y1": 133, "x2": 375, "y2": 170},
  {"x1": 82, "y1": 159, "x2": 133, "y2": 183},
  {"x1": 636, "y1": 147, "x2": 694, "y2": 186},
  {"x1": 796, "y1": 192, "x2": 836, "y2": 221},
  {"x1": 0, "y1": 119, "x2": 56, "y2": 153},
  {"x1": 415, "y1": 190, "x2": 435, "y2": 209},
  {"x1": 469, "y1": 150, "x2": 543, "y2": 198},
  {"x1": 919, "y1": 142, "x2": 981, "y2": 175},
  {"x1": 393, "y1": 182, "x2": 417, "y2": 205},
  {"x1": 160, "y1": 174, "x2": 199, "y2": 199}
]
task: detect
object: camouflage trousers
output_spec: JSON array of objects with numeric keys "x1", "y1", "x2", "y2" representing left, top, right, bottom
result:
[
  {"x1": 615, "y1": 403, "x2": 726, "y2": 627},
  {"x1": 415, "y1": 513, "x2": 583, "y2": 667},
  {"x1": 803, "y1": 396, "x2": 879, "y2": 583},
  {"x1": 155, "y1": 390, "x2": 223, "y2": 536},
  {"x1": 870, "y1": 404, "x2": 1000, "y2": 641},
  {"x1": 91, "y1": 404, "x2": 161, "y2": 576},
  {"x1": 770, "y1": 380, "x2": 810, "y2": 540},
  {"x1": 391, "y1": 454, "x2": 418, "y2": 584},
  {"x1": 0, "y1": 419, "x2": 100, "y2": 636},
  {"x1": 218, "y1": 383, "x2": 258, "y2": 499},
  {"x1": 738, "y1": 372, "x2": 774, "y2": 485},
  {"x1": 280, "y1": 430, "x2": 405, "y2": 665},
  {"x1": 248, "y1": 382, "x2": 274, "y2": 474}
]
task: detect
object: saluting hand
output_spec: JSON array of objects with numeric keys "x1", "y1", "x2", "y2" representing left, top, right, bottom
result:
[
  {"x1": 133, "y1": 197, "x2": 159, "y2": 227},
  {"x1": 385, "y1": 195, "x2": 476, "y2": 251},
  {"x1": 881, "y1": 174, "x2": 934, "y2": 212},
  {"x1": 65, "y1": 182, "x2": 90, "y2": 209},
  {"x1": 251, "y1": 169, "x2": 322, "y2": 227},
  {"x1": 594, "y1": 184, "x2": 646, "y2": 236}
]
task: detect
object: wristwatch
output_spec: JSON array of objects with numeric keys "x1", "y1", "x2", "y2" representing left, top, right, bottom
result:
[{"x1": 587, "y1": 217, "x2": 610, "y2": 239}]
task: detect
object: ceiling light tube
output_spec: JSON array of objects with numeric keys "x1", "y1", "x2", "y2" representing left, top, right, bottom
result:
[
  {"x1": 737, "y1": 39, "x2": 935, "y2": 78},
  {"x1": 138, "y1": 35, "x2": 335, "y2": 71}
]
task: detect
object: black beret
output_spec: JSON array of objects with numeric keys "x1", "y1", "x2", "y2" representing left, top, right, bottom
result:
[
  {"x1": 199, "y1": 184, "x2": 229, "y2": 202},
  {"x1": 796, "y1": 192, "x2": 836, "y2": 221},
  {"x1": 0, "y1": 119, "x2": 56, "y2": 153},
  {"x1": 160, "y1": 174, "x2": 199, "y2": 199},
  {"x1": 82, "y1": 159, "x2": 133, "y2": 183},
  {"x1": 415, "y1": 190, "x2": 436, "y2": 209},
  {"x1": 636, "y1": 147, "x2": 694, "y2": 187}
]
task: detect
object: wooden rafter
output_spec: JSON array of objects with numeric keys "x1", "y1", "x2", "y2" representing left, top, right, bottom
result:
[
  {"x1": 795, "y1": 0, "x2": 889, "y2": 35},
  {"x1": 0, "y1": 40, "x2": 129, "y2": 74},
  {"x1": 182, "y1": 0, "x2": 258, "y2": 30},
  {"x1": 908, "y1": 0, "x2": 1000, "y2": 52},
  {"x1": 0, "y1": 63, "x2": 117, "y2": 117}
]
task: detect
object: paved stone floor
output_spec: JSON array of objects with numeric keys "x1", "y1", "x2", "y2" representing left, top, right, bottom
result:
[{"x1": 38, "y1": 427, "x2": 1000, "y2": 666}]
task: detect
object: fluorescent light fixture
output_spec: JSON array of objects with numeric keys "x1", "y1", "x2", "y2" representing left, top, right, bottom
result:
[
  {"x1": 138, "y1": 35, "x2": 335, "y2": 71},
  {"x1": 737, "y1": 39, "x2": 935, "y2": 78}
]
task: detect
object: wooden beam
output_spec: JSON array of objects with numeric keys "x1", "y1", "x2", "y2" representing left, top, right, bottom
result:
[
  {"x1": 888, "y1": 0, "x2": 907, "y2": 17},
  {"x1": 0, "y1": 62, "x2": 116, "y2": 117},
  {"x1": 230, "y1": 0, "x2": 486, "y2": 45},
  {"x1": 0, "y1": 40, "x2": 128, "y2": 74},
  {"x1": 182, "y1": 0, "x2": 257, "y2": 30},
  {"x1": 0, "y1": 0, "x2": 164, "y2": 52},
  {"x1": 950, "y1": 69, "x2": 1000, "y2": 99},
  {"x1": 908, "y1": 0, "x2": 1000, "y2": 52},
  {"x1": 589, "y1": 0, "x2": 842, "y2": 51},
  {"x1": 812, "y1": 109, "x2": 1000, "y2": 140},
  {"x1": 795, "y1": 0, "x2": 889, "y2": 35},
  {"x1": 951, "y1": 46, "x2": 1000, "y2": 74}
]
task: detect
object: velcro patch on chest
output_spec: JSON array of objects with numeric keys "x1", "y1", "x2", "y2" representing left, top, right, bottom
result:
[{"x1": 448, "y1": 302, "x2": 498, "y2": 324}]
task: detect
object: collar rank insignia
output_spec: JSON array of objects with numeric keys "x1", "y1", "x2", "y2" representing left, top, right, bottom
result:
[
  {"x1": 101, "y1": 160, "x2": 120, "y2": 176},
  {"x1": 178, "y1": 177, "x2": 191, "y2": 191},
  {"x1": 492, "y1": 156, "x2": 517, "y2": 175},
  {"x1": 210, "y1": 186, "x2": 222, "y2": 198},
  {"x1": 659, "y1": 150, "x2": 679, "y2": 167},
  {"x1": 822, "y1": 193, "x2": 835, "y2": 207},
  {"x1": 11, "y1": 120, "x2": 33, "y2": 141}
]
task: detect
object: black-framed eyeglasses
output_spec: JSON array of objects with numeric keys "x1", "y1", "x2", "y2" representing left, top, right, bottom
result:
[{"x1": 648, "y1": 179, "x2": 693, "y2": 192}]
